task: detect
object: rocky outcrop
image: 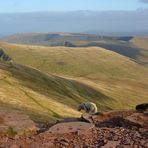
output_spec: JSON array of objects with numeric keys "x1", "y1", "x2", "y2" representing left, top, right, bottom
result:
[
  {"x1": 63, "y1": 41, "x2": 76, "y2": 47},
  {"x1": 0, "y1": 109, "x2": 147, "y2": 147},
  {"x1": 0, "y1": 48, "x2": 12, "y2": 62}
]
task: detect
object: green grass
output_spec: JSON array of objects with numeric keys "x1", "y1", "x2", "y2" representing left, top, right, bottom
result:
[
  {"x1": 6, "y1": 127, "x2": 17, "y2": 136},
  {"x1": 1, "y1": 43, "x2": 147, "y2": 79},
  {"x1": 3, "y1": 33, "x2": 147, "y2": 64},
  {"x1": 0, "y1": 61, "x2": 115, "y2": 122},
  {"x1": 0, "y1": 42, "x2": 148, "y2": 122}
]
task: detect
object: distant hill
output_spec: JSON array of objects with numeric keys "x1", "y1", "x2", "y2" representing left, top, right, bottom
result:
[
  {"x1": 130, "y1": 37, "x2": 148, "y2": 50},
  {"x1": 2, "y1": 33, "x2": 133, "y2": 45},
  {"x1": 2, "y1": 33, "x2": 148, "y2": 64}
]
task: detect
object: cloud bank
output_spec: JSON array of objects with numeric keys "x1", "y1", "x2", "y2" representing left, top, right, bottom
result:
[{"x1": 0, "y1": 10, "x2": 148, "y2": 36}]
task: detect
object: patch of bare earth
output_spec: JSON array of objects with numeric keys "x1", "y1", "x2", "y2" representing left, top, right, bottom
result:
[
  {"x1": 0, "y1": 111, "x2": 38, "y2": 136},
  {"x1": 0, "y1": 110, "x2": 147, "y2": 148}
]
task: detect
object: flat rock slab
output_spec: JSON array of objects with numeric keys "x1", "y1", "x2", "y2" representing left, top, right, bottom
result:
[{"x1": 48, "y1": 122, "x2": 94, "y2": 134}]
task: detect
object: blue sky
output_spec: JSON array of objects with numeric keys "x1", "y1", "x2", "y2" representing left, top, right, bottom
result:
[{"x1": 0, "y1": 0, "x2": 148, "y2": 13}]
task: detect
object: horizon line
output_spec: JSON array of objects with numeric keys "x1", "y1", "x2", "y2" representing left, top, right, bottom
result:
[{"x1": 0, "y1": 9, "x2": 148, "y2": 14}]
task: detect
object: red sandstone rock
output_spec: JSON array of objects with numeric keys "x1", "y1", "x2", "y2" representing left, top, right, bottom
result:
[{"x1": 0, "y1": 110, "x2": 147, "y2": 148}]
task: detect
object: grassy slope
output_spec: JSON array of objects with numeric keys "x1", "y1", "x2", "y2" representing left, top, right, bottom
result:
[
  {"x1": 130, "y1": 37, "x2": 148, "y2": 64},
  {"x1": 3, "y1": 33, "x2": 147, "y2": 64},
  {"x1": 3, "y1": 33, "x2": 128, "y2": 45},
  {"x1": 0, "y1": 61, "x2": 115, "y2": 122},
  {"x1": 131, "y1": 37, "x2": 148, "y2": 50},
  {"x1": 0, "y1": 42, "x2": 148, "y2": 112},
  {"x1": 74, "y1": 39, "x2": 148, "y2": 65},
  {"x1": 4, "y1": 33, "x2": 148, "y2": 64}
]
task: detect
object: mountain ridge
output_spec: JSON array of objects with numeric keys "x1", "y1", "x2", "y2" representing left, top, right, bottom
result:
[{"x1": 2, "y1": 33, "x2": 148, "y2": 64}]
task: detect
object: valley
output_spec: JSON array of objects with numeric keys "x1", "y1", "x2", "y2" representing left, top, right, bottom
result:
[{"x1": 0, "y1": 33, "x2": 147, "y2": 140}]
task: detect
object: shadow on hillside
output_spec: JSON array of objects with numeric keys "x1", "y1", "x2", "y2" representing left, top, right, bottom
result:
[
  {"x1": 81, "y1": 42, "x2": 140, "y2": 60},
  {"x1": 0, "y1": 62, "x2": 115, "y2": 110}
]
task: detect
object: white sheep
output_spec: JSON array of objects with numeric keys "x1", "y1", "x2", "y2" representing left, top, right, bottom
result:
[{"x1": 78, "y1": 102, "x2": 98, "y2": 113}]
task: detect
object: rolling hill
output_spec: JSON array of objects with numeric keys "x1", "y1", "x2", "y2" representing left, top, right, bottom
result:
[
  {"x1": 0, "y1": 60, "x2": 116, "y2": 122},
  {"x1": 131, "y1": 37, "x2": 148, "y2": 50},
  {"x1": 130, "y1": 37, "x2": 148, "y2": 64},
  {"x1": 0, "y1": 42, "x2": 147, "y2": 121},
  {"x1": 2, "y1": 33, "x2": 133, "y2": 45},
  {"x1": 2, "y1": 33, "x2": 148, "y2": 64}
]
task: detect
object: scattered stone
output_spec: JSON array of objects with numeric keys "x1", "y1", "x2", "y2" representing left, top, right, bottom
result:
[
  {"x1": 102, "y1": 140, "x2": 120, "y2": 148},
  {"x1": 59, "y1": 138, "x2": 69, "y2": 146},
  {"x1": 122, "y1": 138, "x2": 131, "y2": 145},
  {"x1": 0, "y1": 110, "x2": 147, "y2": 147}
]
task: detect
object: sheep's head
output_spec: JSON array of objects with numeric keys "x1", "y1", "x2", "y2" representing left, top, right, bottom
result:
[{"x1": 77, "y1": 104, "x2": 84, "y2": 111}]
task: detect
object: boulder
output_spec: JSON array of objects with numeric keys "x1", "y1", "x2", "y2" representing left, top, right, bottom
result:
[{"x1": 48, "y1": 122, "x2": 94, "y2": 134}]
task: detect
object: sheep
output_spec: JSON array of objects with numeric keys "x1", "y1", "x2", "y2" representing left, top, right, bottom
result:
[{"x1": 78, "y1": 102, "x2": 98, "y2": 113}]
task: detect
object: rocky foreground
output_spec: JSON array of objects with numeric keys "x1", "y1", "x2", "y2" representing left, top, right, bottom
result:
[{"x1": 0, "y1": 110, "x2": 147, "y2": 148}]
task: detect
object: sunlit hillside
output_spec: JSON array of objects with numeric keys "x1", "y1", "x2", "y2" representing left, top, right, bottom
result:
[
  {"x1": 1, "y1": 60, "x2": 119, "y2": 122},
  {"x1": 130, "y1": 37, "x2": 148, "y2": 64},
  {"x1": 0, "y1": 42, "x2": 147, "y2": 118}
]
